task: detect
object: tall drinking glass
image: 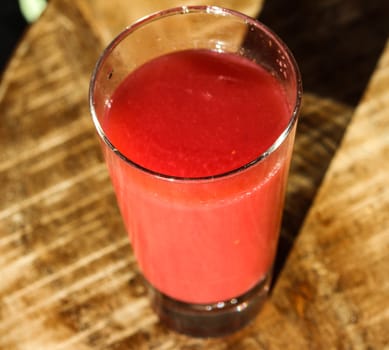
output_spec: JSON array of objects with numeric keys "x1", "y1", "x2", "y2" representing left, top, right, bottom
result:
[{"x1": 89, "y1": 6, "x2": 302, "y2": 337}]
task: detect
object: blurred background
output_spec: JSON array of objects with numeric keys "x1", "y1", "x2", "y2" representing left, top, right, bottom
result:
[
  {"x1": 2, "y1": 0, "x2": 388, "y2": 105},
  {"x1": 0, "y1": 0, "x2": 47, "y2": 71}
]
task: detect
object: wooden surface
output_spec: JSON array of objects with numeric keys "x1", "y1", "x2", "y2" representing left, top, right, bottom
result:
[{"x1": 0, "y1": 0, "x2": 388, "y2": 349}]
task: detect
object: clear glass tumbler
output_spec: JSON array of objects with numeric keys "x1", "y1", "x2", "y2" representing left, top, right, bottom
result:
[{"x1": 89, "y1": 6, "x2": 302, "y2": 337}]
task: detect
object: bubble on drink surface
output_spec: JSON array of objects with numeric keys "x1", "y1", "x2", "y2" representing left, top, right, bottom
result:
[
  {"x1": 202, "y1": 91, "x2": 212, "y2": 100},
  {"x1": 217, "y1": 75, "x2": 240, "y2": 83},
  {"x1": 104, "y1": 99, "x2": 112, "y2": 109}
]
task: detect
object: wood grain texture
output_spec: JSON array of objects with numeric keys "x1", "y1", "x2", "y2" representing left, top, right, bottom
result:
[
  {"x1": 0, "y1": 0, "x2": 387, "y2": 349},
  {"x1": 270, "y1": 39, "x2": 389, "y2": 349}
]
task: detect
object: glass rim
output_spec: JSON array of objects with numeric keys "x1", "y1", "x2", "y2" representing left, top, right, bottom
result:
[{"x1": 89, "y1": 5, "x2": 303, "y2": 182}]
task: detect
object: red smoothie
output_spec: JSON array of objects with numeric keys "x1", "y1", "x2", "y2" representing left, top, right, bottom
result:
[{"x1": 102, "y1": 49, "x2": 294, "y2": 303}]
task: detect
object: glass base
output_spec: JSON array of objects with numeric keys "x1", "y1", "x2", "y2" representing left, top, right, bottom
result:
[{"x1": 148, "y1": 272, "x2": 271, "y2": 337}]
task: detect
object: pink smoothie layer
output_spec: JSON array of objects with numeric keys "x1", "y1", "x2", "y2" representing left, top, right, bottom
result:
[{"x1": 102, "y1": 49, "x2": 292, "y2": 303}]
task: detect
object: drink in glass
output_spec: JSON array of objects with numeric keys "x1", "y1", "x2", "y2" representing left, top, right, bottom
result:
[{"x1": 89, "y1": 6, "x2": 302, "y2": 337}]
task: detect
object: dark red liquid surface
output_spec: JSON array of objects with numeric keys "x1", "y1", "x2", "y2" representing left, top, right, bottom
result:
[{"x1": 103, "y1": 49, "x2": 289, "y2": 178}]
